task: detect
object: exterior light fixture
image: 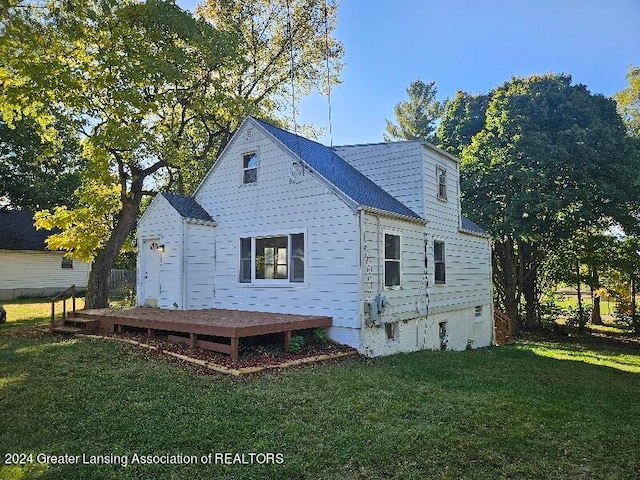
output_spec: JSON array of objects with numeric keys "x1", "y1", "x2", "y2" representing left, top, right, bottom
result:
[{"x1": 150, "y1": 242, "x2": 165, "y2": 253}]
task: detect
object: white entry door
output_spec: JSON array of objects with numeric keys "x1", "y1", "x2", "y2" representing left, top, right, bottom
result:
[{"x1": 142, "y1": 239, "x2": 162, "y2": 306}]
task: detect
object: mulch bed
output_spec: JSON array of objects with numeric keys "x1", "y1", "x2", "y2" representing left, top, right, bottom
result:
[{"x1": 111, "y1": 331, "x2": 358, "y2": 370}]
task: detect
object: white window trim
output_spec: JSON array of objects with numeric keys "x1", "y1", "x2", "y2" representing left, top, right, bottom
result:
[
  {"x1": 436, "y1": 165, "x2": 448, "y2": 202},
  {"x1": 383, "y1": 230, "x2": 402, "y2": 290},
  {"x1": 237, "y1": 230, "x2": 307, "y2": 287},
  {"x1": 241, "y1": 150, "x2": 259, "y2": 186},
  {"x1": 434, "y1": 239, "x2": 446, "y2": 285}
]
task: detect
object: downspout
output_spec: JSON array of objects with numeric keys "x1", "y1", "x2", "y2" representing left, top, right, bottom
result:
[
  {"x1": 489, "y1": 236, "x2": 495, "y2": 344},
  {"x1": 376, "y1": 213, "x2": 382, "y2": 290},
  {"x1": 182, "y1": 220, "x2": 187, "y2": 310},
  {"x1": 358, "y1": 210, "x2": 367, "y2": 347},
  {"x1": 212, "y1": 226, "x2": 217, "y2": 306}
]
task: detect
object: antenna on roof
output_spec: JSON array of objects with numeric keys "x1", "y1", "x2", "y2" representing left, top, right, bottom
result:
[
  {"x1": 285, "y1": 0, "x2": 298, "y2": 136},
  {"x1": 324, "y1": 0, "x2": 334, "y2": 150}
]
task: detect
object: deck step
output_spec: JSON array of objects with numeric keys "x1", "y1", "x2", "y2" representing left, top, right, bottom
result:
[
  {"x1": 51, "y1": 325, "x2": 84, "y2": 335},
  {"x1": 64, "y1": 318, "x2": 98, "y2": 327}
]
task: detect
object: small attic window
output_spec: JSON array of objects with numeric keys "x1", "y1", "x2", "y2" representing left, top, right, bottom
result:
[
  {"x1": 242, "y1": 152, "x2": 258, "y2": 184},
  {"x1": 246, "y1": 128, "x2": 253, "y2": 140},
  {"x1": 61, "y1": 257, "x2": 73, "y2": 269},
  {"x1": 437, "y1": 166, "x2": 447, "y2": 202}
]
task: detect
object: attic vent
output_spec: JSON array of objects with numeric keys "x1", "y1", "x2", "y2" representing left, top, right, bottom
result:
[{"x1": 246, "y1": 128, "x2": 253, "y2": 140}]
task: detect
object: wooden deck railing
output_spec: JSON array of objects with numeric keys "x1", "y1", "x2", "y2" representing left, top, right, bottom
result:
[
  {"x1": 50, "y1": 285, "x2": 76, "y2": 330},
  {"x1": 494, "y1": 310, "x2": 513, "y2": 345}
]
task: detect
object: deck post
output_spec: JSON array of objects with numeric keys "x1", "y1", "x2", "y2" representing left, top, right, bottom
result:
[
  {"x1": 147, "y1": 328, "x2": 155, "y2": 339},
  {"x1": 284, "y1": 330, "x2": 292, "y2": 351},
  {"x1": 231, "y1": 337, "x2": 239, "y2": 363},
  {"x1": 190, "y1": 333, "x2": 197, "y2": 348}
]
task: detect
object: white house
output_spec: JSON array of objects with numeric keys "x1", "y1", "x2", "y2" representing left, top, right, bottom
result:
[
  {"x1": 137, "y1": 116, "x2": 493, "y2": 356},
  {"x1": 0, "y1": 210, "x2": 91, "y2": 300}
]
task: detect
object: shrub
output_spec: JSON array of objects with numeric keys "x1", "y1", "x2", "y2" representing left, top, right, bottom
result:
[
  {"x1": 312, "y1": 327, "x2": 327, "y2": 343},
  {"x1": 288, "y1": 335, "x2": 305, "y2": 353}
]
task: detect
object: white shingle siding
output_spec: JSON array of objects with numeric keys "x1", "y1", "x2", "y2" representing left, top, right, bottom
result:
[
  {"x1": 137, "y1": 117, "x2": 493, "y2": 355},
  {"x1": 0, "y1": 250, "x2": 90, "y2": 299},
  {"x1": 334, "y1": 142, "x2": 425, "y2": 217},
  {"x1": 196, "y1": 121, "x2": 361, "y2": 346},
  {"x1": 339, "y1": 142, "x2": 493, "y2": 356},
  {"x1": 137, "y1": 195, "x2": 184, "y2": 308}
]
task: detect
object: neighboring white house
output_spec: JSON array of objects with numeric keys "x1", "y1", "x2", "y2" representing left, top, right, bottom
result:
[
  {"x1": 137, "y1": 116, "x2": 493, "y2": 356},
  {"x1": 0, "y1": 211, "x2": 91, "y2": 300}
]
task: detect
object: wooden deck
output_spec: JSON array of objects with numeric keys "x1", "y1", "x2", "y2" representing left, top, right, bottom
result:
[{"x1": 76, "y1": 307, "x2": 332, "y2": 363}]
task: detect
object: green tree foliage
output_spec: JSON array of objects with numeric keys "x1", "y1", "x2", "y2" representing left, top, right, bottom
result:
[
  {"x1": 1, "y1": 0, "x2": 240, "y2": 308},
  {"x1": 437, "y1": 91, "x2": 488, "y2": 157},
  {"x1": 195, "y1": 0, "x2": 343, "y2": 154},
  {"x1": 454, "y1": 74, "x2": 639, "y2": 329},
  {"x1": 0, "y1": 0, "x2": 344, "y2": 309},
  {"x1": 384, "y1": 79, "x2": 443, "y2": 142},
  {"x1": 614, "y1": 65, "x2": 640, "y2": 138},
  {"x1": 0, "y1": 118, "x2": 82, "y2": 210}
]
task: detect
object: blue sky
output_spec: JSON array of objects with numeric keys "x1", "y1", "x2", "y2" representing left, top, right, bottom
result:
[{"x1": 176, "y1": 0, "x2": 640, "y2": 145}]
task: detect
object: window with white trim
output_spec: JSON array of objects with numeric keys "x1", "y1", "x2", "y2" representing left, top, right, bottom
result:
[
  {"x1": 242, "y1": 152, "x2": 258, "y2": 184},
  {"x1": 239, "y1": 234, "x2": 305, "y2": 283},
  {"x1": 384, "y1": 233, "x2": 401, "y2": 288},
  {"x1": 434, "y1": 240, "x2": 446, "y2": 284},
  {"x1": 437, "y1": 166, "x2": 447, "y2": 201}
]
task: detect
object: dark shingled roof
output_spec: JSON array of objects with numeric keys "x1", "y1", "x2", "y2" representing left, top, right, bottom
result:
[
  {"x1": 461, "y1": 216, "x2": 487, "y2": 235},
  {"x1": 161, "y1": 193, "x2": 214, "y2": 222},
  {"x1": 0, "y1": 210, "x2": 52, "y2": 250},
  {"x1": 254, "y1": 118, "x2": 422, "y2": 221}
]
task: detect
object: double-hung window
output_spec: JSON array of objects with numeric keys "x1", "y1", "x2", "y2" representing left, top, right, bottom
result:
[
  {"x1": 239, "y1": 233, "x2": 305, "y2": 284},
  {"x1": 384, "y1": 233, "x2": 401, "y2": 288},
  {"x1": 437, "y1": 166, "x2": 447, "y2": 201},
  {"x1": 434, "y1": 240, "x2": 446, "y2": 284},
  {"x1": 242, "y1": 152, "x2": 258, "y2": 184}
]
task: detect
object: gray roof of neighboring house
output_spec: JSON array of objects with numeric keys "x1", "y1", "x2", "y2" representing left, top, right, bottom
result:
[
  {"x1": 161, "y1": 193, "x2": 214, "y2": 222},
  {"x1": 0, "y1": 210, "x2": 52, "y2": 250},
  {"x1": 254, "y1": 118, "x2": 423, "y2": 221},
  {"x1": 461, "y1": 216, "x2": 487, "y2": 235}
]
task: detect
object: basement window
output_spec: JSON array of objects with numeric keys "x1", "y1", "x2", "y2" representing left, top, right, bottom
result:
[
  {"x1": 61, "y1": 257, "x2": 73, "y2": 269},
  {"x1": 385, "y1": 322, "x2": 397, "y2": 342},
  {"x1": 242, "y1": 152, "x2": 258, "y2": 184}
]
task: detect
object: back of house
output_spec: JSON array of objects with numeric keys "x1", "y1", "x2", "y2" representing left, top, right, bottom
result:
[{"x1": 137, "y1": 117, "x2": 493, "y2": 356}]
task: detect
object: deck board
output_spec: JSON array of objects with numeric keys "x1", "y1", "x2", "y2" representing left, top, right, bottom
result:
[{"x1": 76, "y1": 307, "x2": 332, "y2": 362}]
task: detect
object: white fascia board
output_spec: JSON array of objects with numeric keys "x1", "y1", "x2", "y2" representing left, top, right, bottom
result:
[{"x1": 358, "y1": 206, "x2": 426, "y2": 226}]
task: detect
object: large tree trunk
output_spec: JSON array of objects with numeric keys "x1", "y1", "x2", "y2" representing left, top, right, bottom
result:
[
  {"x1": 493, "y1": 237, "x2": 521, "y2": 335},
  {"x1": 576, "y1": 261, "x2": 586, "y2": 332},
  {"x1": 632, "y1": 275, "x2": 639, "y2": 334},
  {"x1": 519, "y1": 239, "x2": 539, "y2": 329},
  {"x1": 85, "y1": 198, "x2": 141, "y2": 309}
]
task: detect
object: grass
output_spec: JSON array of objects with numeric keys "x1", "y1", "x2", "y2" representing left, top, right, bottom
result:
[{"x1": 1, "y1": 302, "x2": 639, "y2": 479}]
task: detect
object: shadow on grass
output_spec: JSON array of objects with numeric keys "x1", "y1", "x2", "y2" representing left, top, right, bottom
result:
[{"x1": 1, "y1": 329, "x2": 639, "y2": 479}]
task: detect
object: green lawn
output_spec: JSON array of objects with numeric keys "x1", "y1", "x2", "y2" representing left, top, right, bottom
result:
[{"x1": 1, "y1": 302, "x2": 639, "y2": 479}]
